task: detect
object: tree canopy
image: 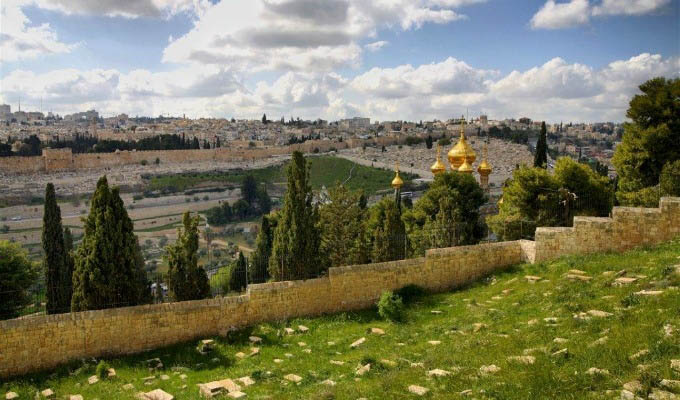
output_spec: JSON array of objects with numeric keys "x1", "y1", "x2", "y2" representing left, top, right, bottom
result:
[{"x1": 613, "y1": 77, "x2": 680, "y2": 206}]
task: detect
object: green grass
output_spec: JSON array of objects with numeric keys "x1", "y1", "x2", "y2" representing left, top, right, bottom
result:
[
  {"x1": 3, "y1": 238, "x2": 679, "y2": 399},
  {"x1": 146, "y1": 156, "x2": 417, "y2": 196}
]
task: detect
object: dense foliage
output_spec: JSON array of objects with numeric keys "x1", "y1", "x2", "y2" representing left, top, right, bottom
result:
[
  {"x1": 165, "y1": 212, "x2": 211, "y2": 301},
  {"x1": 403, "y1": 172, "x2": 487, "y2": 255},
  {"x1": 71, "y1": 177, "x2": 151, "y2": 311},
  {"x1": 42, "y1": 183, "x2": 72, "y2": 314},
  {"x1": 249, "y1": 215, "x2": 276, "y2": 284},
  {"x1": 229, "y1": 252, "x2": 248, "y2": 293},
  {"x1": 0, "y1": 241, "x2": 37, "y2": 320},
  {"x1": 269, "y1": 151, "x2": 322, "y2": 280},
  {"x1": 488, "y1": 158, "x2": 614, "y2": 240},
  {"x1": 613, "y1": 77, "x2": 680, "y2": 206},
  {"x1": 534, "y1": 121, "x2": 548, "y2": 168},
  {"x1": 205, "y1": 175, "x2": 271, "y2": 225}
]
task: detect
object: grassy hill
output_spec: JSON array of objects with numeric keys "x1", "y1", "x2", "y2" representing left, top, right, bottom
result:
[
  {"x1": 3, "y1": 239, "x2": 679, "y2": 399},
  {"x1": 146, "y1": 156, "x2": 418, "y2": 196}
]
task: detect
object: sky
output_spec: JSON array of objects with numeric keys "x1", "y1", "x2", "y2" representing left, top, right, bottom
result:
[{"x1": 0, "y1": 0, "x2": 678, "y2": 123}]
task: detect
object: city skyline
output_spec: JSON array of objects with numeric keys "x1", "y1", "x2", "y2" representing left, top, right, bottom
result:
[{"x1": 1, "y1": 0, "x2": 678, "y2": 123}]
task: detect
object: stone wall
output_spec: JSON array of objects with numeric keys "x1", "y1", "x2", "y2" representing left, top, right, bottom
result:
[
  {"x1": 0, "y1": 137, "x2": 401, "y2": 174},
  {"x1": 534, "y1": 197, "x2": 680, "y2": 262},
  {"x1": 1, "y1": 198, "x2": 677, "y2": 378}
]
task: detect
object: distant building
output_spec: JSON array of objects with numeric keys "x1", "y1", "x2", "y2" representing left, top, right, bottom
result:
[
  {"x1": 339, "y1": 117, "x2": 370, "y2": 130},
  {"x1": 0, "y1": 104, "x2": 10, "y2": 117}
]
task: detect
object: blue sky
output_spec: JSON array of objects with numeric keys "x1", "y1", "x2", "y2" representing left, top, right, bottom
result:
[{"x1": 1, "y1": 0, "x2": 678, "y2": 122}]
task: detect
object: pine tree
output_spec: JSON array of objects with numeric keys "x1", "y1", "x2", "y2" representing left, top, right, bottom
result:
[
  {"x1": 229, "y1": 252, "x2": 248, "y2": 292},
  {"x1": 534, "y1": 121, "x2": 548, "y2": 168},
  {"x1": 42, "y1": 183, "x2": 71, "y2": 314},
  {"x1": 165, "y1": 212, "x2": 210, "y2": 301},
  {"x1": 216, "y1": 137, "x2": 221, "y2": 148},
  {"x1": 71, "y1": 177, "x2": 151, "y2": 311},
  {"x1": 62, "y1": 226, "x2": 74, "y2": 304},
  {"x1": 262, "y1": 113, "x2": 267, "y2": 124},
  {"x1": 269, "y1": 151, "x2": 322, "y2": 281},
  {"x1": 319, "y1": 185, "x2": 366, "y2": 267},
  {"x1": 368, "y1": 197, "x2": 406, "y2": 263},
  {"x1": 249, "y1": 216, "x2": 274, "y2": 284},
  {"x1": 0, "y1": 241, "x2": 37, "y2": 320},
  {"x1": 425, "y1": 135, "x2": 433, "y2": 149}
]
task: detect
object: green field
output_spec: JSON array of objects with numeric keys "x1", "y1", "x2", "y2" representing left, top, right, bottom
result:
[
  {"x1": 3, "y1": 239, "x2": 680, "y2": 399},
  {"x1": 146, "y1": 156, "x2": 418, "y2": 196}
]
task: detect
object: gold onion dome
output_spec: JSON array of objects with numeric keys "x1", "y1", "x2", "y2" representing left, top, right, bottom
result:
[
  {"x1": 430, "y1": 144, "x2": 447, "y2": 176},
  {"x1": 391, "y1": 162, "x2": 404, "y2": 189},
  {"x1": 448, "y1": 115, "x2": 476, "y2": 170},
  {"x1": 477, "y1": 143, "x2": 493, "y2": 176},
  {"x1": 458, "y1": 158, "x2": 474, "y2": 174}
]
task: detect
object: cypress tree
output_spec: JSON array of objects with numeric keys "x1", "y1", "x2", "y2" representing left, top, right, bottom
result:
[
  {"x1": 165, "y1": 212, "x2": 210, "y2": 301},
  {"x1": 229, "y1": 252, "x2": 248, "y2": 292},
  {"x1": 269, "y1": 151, "x2": 322, "y2": 281},
  {"x1": 249, "y1": 216, "x2": 273, "y2": 284},
  {"x1": 368, "y1": 197, "x2": 406, "y2": 263},
  {"x1": 42, "y1": 183, "x2": 70, "y2": 314},
  {"x1": 71, "y1": 176, "x2": 150, "y2": 311},
  {"x1": 534, "y1": 121, "x2": 548, "y2": 168}
]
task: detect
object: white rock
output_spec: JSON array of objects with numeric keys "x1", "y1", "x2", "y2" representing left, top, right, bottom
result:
[
  {"x1": 249, "y1": 336, "x2": 262, "y2": 343},
  {"x1": 321, "y1": 379, "x2": 336, "y2": 386},
  {"x1": 297, "y1": 325, "x2": 309, "y2": 333},
  {"x1": 427, "y1": 369, "x2": 451, "y2": 377},
  {"x1": 428, "y1": 340, "x2": 441, "y2": 345},
  {"x1": 355, "y1": 364, "x2": 371, "y2": 376},
  {"x1": 284, "y1": 374, "x2": 302, "y2": 383},
  {"x1": 408, "y1": 385, "x2": 430, "y2": 396},
  {"x1": 350, "y1": 337, "x2": 366, "y2": 348},
  {"x1": 585, "y1": 367, "x2": 609, "y2": 376},
  {"x1": 507, "y1": 356, "x2": 535, "y2": 365},
  {"x1": 479, "y1": 365, "x2": 500, "y2": 375}
]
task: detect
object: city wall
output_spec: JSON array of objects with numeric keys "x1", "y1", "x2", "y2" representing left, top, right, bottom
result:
[
  {"x1": 1, "y1": 197, "x2": 678, "y2": 378},
  {"x1": 0, "y1": 137, "x2": 403, "y2": 174}
]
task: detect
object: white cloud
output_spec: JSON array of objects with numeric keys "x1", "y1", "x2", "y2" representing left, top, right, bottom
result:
[
  {"x1": 162, "y1": 0, "x2": 473, "y2": 72},
  {"x1": 530, "y1": 0, "x2": 671, "y2": 29},
  {"x1": 530, "y1": 0, "x2": 590, "y2": 29},
  {"x1": 2, "y1": 54, "x2": 676, "y2": 122},
  {"x1": 592, "y1": 0, "x2": 670, "y2": 16},
  {"x1": 0, "y1": 0, "x2": 77, "y2": 62},
  {"x1": 491, "y1": 58, "x2": 601, "y2": 99},
  {"x1": 33, "y1": 0, "x2": 211, "y2": 18},
  {"x1": 364, "y1": 40, "x2": 389, "y2": 52},
  {"x1": 351, "y1": 57, "x2": 496, "y2": 98}
]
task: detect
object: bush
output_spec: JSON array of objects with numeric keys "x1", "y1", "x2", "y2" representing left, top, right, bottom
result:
[
  {"x1": 660, "y1": 160, "x2": 680, "y2": 196},
  {"x1": 96, "y1": 360, "x2": 111, "y2": 380},
  {"x1": 394, "y1": 284, "x2": 426, "y2": 305},
  {"x1": 155, "y1": 157, "x2": 160, "y2": 165},
  {"x1": 377, "y1": 291, "x2": 404, "y2": 322},
  {"x1": 0, "y1": 224, "x2": 9, "y2": 233},
  {"x1": 141, "y1": 159, "x2": 148, "y2": 166}
]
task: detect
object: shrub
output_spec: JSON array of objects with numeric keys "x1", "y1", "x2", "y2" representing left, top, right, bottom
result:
[
  {"x1": 621, "y1": 292, "x2": 640, "y2": 308},
  {"x1": 395, "y1": 284, "x2": 426, "y2": 305},
  {"x1": 141, "y1": 159, "x2": 148, "y2": 166},
  {"x1": 96, "y1": 360, "x2": 111, "y2": 380},
  {"x1": 0, "y1": 224, "x2": 9, "y2": 233},
  {"x1": 377, "y1": 291, "x2": 404, "y2": 322},
  {"x1": 155, "y1": 157, "x2": 160, "y2": 165}
]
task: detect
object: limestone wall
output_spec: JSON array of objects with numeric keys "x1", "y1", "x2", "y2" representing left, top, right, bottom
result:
[
  {"x1": 534, "y1": 197, "x2": 680, "y2": 262},
  {"x1": 1, "y1": 198, "x2": 677, "y2": 378},
  {"x1": 0, "y1": 137, "x2": 400, "y2": 174}
]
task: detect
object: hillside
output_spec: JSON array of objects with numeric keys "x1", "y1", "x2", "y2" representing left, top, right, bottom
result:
[
  {"x1": 146, "y1": 155, "x2": 418, "y2": 196},
  {"x1": 2, "y1": 238, "x2": 679, "y2": 399}
]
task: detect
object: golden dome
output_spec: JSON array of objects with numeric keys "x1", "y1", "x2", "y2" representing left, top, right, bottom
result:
[
  {"x1": 391, "y1": 162, "x2": 404, "y2": 189},
  {"x1": 447, "y1": 116, "x2": 476, "y2": 170},
  {"x1": 458, "y1": 158, "x2": 473, "y2": 174},
  {"x1": 477, "y1": 143, "x2": 493, "y2": 176},
  {"x1": 430, "y1": 144, "x2": 447, "y2": 176}
]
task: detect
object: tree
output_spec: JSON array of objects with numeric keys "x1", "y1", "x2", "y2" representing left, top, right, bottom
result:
[
  {"x1": 0, "y1": 241, "x2": 37, "y2": 320},
  {"x1": 319, "y1": 185, "x2": 367, "y2": 268},
  {"x1": 487, "y1": 158, "x2": 614, "y2": 241},
  {"x1": 425, "y1": 135, "x2": 433, "y2": 149},
  {"x1": 269, "y1": 151, "x2": 322, "y2": 281},
  {"x1": 229, "y1": 252, "x2": 248, "y2": 292},
  {"x1": 257, "y1": 186, "x2": 272, "y2": 215},
  {"x1": 367, "y1": 197, "x2": 406, "y2": 263},
  {"x1": 262, "y1": 113, "x2": 268, "y2": 124},
  {"x1": 534, "y1": 121, "x2": 548, "y2": 168},
  {"x1": 42, "y1": 183, "x2": 71, "y2": 314},
  {"x1": 71, "y1": 177, "x2": 151, "y2": 311},
  {"x1": 403, "y1": 172, "x2": 486, "y2": 255},
  {"x1": 242, "y1": 175, "x2": 258, "y2": 205},
  {"x1": 249, "y1": 215, "x2": 275, "y2": 284},
  {"x1": 660, "y1": 160, "x2": 680, "y2": 196},
  {"x1": 613, "y1": 77, "x2": 680, "y2": 206},
  {"x1": 192, "y1": 137, "x2": 200, "y2": 149},
  {"x1": 216, "y1": 137, "x2": 221, "y2": 148},
  {"x1": 165, "y1": 212, "x2": 210, "y2": 301}
]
